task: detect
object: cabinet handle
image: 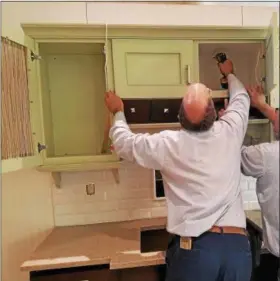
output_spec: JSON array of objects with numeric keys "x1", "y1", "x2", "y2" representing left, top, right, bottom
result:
[
  {"x1": 130, "y1": 108, "x2": 136, "y2": 113},
  {"x1": 185, "y1": 65, "x2": 191, "y2": 85},
  {"x1": 163, "y1": 108, "x2": 169, "y2": 114}
]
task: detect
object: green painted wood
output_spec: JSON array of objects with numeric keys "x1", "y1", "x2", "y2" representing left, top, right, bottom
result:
[
  {"x1": 38, "y1": 43, "x2": 108, "y2": 160},
  {"x1": 266, "y1": 12, "x2": 279, "y2": 106},
  {"x1": 1, "y1": 36, "x2": 45, "y2": 173},
  {"x1": 112, "y1": 39, "x2": 194, "y2": 98}
]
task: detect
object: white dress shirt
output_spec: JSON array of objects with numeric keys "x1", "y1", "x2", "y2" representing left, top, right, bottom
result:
[
  {"x1": 241, "y1": 142, "x2": 279, "y2": 257},
  {"x1": 110, "y1": 74, "x2": 250, "y2": 237}
]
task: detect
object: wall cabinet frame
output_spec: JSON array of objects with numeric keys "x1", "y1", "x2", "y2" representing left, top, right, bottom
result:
[{"x1": 2, "y1": 14, "x2": 278, "y2": 180}]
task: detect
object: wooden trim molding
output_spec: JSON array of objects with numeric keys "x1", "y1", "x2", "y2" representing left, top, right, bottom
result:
[{"x1": 21, "y1": 24, "x2": 268, "y2": 41}]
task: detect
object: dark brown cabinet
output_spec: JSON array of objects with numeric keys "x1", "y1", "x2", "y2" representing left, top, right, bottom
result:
[
  {"x1": 150, "y1": 99, "x2": 181, "y2": 123},
  {"x1": 123, "y1": 99, "x2": 151, "y2": 124},
  {"x1": 123, "y1": 99, "x2": 182, "y2": 124},
  {"x1": 213, "y1": 98, "x2": 266, "y2": 119}
]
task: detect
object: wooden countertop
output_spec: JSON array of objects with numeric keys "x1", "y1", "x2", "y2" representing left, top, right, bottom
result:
[
  {"x1": 21, "y1": 217, "x2": 167, "y2": 272},
  {"x1": 21, "y1": 211, "x2": 262, "y2": 272}
]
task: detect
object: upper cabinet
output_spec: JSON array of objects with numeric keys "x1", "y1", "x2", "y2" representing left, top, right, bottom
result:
[
  {"x1": 112, "y1": 39, "x2": 194, "y2": 98},
  {"x1": 34, "y1": 41, "x2": 120, "y2": 170},
  {"x1": 2, "y1": 11, "x2": 278, "y2": 175},
  {"x1": 265, "y1": 12, "x2": 279, "y2": 108}
]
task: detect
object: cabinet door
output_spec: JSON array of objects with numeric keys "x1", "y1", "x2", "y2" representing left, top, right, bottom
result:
[
  {"x1": 1, "y1": 36, "x2": 43, "y2": 173},
  {"x1": 112, "y1": 39, "x2": 194, "y2": 99},
  {"x1": 24, "y1": 36, "x2": 44, "y2": 165},
  {"x1": 266, "y1": 12, "x2": 279, "y2": 108}
]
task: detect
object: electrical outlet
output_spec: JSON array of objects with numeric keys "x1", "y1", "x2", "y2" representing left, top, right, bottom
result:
[{"x1": 86, "y1": 183, "x2": 95, "y2": 195}]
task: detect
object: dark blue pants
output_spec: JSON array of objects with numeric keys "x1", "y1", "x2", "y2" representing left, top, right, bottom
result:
[{"x1": 165, "y1": 232, "x2": 252, "y2": 281}]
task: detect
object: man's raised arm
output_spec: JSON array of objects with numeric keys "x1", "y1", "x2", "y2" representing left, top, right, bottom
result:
[
  {"x1": 218, "y1": 60, "x2": 250, "y2": 143},
  {"x1": 105, "y1": 91, "x2": 166, "y2": 170}
]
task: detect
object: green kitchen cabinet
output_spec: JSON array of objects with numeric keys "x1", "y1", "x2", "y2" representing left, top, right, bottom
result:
[
  {"x1": 2, "y1": 12, "x2": 278, "y2": 176},
  {"x1": 30, "y1": 41, "x2": 121, "y2": 185},
  {"x1": 112, "y1": 39, "x2": 194, "y2": 98}
]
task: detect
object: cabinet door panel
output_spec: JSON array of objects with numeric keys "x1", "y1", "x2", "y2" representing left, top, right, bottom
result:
[
  {"x1": 266, "y1": 12, "x2": 279, "y2": 107},
  {"x1": 2, "y1": 36, "x2": 44, "y2": 173},
  {"x1": 112, "y1": 39, "x2": 193, "y2": 98}
]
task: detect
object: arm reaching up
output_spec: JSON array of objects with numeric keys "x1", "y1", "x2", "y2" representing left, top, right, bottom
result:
[
  {"x1": 105, "y1": 91, "x2": 166, "y2": 170},
  {"x1": 217, "y1": 60, "x2": 250, "y2": 145}
]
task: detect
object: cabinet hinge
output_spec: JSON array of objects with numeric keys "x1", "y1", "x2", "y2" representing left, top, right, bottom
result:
[
  {"x1": 31, "y1": 51, "x2": 42, "y2": 61},
  {"x1": 37, "y1": 142, "x2": 47, "y2": 153}
]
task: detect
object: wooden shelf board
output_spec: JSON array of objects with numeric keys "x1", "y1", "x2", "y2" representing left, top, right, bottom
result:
[
  {"x1": 37, "y1": 160, "x2": 122, "y2": 173},
  {"x1": 37, "y1": 161, "x2": 122, "y2": 188},
  {"x1": 212, "y1": 90, "x2": 228, "y2": 99},
  {"x1": 129, "y1": 123, "x2": 181, "y2": 130},
  {"x1": 248, "y1": 119, "x2": 269, "y2": 124},
  {"x1": 129, "y1": 119, "x2": 269, "y2": 130}
]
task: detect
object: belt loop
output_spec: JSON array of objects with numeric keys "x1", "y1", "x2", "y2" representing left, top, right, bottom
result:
[{"x1": 219, "y1": 227, "x2": 224, "y2": 234}]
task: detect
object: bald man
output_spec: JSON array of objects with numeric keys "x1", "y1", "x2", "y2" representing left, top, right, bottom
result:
[
  {"x1": 240, "y1": 86, "x2": 279, "y2": 281},
  {"x1": 105, "y1": 60, "x2": 252, "y2": 281}
]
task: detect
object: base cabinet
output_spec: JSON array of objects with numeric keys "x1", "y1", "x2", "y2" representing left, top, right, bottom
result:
[{"x1": 30, "y1": 264, "x2": 166, "y2": 281}]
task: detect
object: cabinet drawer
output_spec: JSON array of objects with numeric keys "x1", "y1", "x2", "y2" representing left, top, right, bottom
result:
[
  {"x1": 123, "y1": 99, "x2": 151, "y2": 124},
  {"x1": 150, "y1": 99, "x2": 181, "y2": 123}
]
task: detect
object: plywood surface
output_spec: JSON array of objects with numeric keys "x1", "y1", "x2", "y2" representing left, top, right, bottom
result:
[
  {"x1": 21, "y1": 211, "x2": 262, "y2": 272},
  {"x1": 21, "y1": 217, "x2": 166, "y2": 272}
]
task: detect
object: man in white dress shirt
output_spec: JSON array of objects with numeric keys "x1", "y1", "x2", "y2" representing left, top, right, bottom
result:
[
  {"x1": 240, "y1": 85, "x2": 279, "y2": 281},
  {"x1": 105, "y1": 60, "x2": 252, "y2": 281}
]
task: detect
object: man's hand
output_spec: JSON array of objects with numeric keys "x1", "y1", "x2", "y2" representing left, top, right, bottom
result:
[
  {"x1": 246, "y1": 85, "x2": 266, "y2": 109},
  {"x1": 218, "y1": 99, "x2": 228, "y2": 118},
  {"x1": 105, "y1": 91, "x2": 124, "y2": 114},
  {"x1": 218, "y1": 59, "x2": 234, "y2": 77}
]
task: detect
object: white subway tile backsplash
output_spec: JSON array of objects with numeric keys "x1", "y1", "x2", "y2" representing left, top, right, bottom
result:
[
  {"x1": 55, "y1": 210, "x2": 131, "y2": 226},
  {"x1": 53, "y1": 162, "x2": 260, "y2": 226},
  {"x1": 53, "y1": 164, "x2": 159, "y2": 226}
]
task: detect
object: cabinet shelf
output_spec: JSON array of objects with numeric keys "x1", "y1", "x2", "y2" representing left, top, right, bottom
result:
[
  {"x1": 37, "y1": 160, "x2": 122, "y2": 173},
  {"x1": 129, "y1": 119, "x2": 269, "y2": 131},
  {"x1": 129, "y1": 123, "x2": 181, "y2": 130},
  {"x1": 37, "y1": 160, "x2": 122, "y2": 188}
]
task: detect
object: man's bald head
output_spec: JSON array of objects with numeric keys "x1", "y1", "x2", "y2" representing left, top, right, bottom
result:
[{"x1": 179, "y1": 83, "x2": 217, "y2": 132}]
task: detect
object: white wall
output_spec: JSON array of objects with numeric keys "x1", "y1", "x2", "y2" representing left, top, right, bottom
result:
[{"x1": 2, "y1": 169, "x2": 54, "y2": 281}]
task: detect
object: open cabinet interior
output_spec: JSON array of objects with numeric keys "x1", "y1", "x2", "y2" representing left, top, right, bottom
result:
[
  {"x1": 39, "y1": 43, "x2": 107, "y2": 159},
  {"x1": 199, "y1": 42, "x2": 268, "y2": 119},
  {"x1": 199, "y1": 42, "x2": 271, "y2": 144},
  {"x1": 199, "y1": 42, "x2": 266, "y2": 92}
]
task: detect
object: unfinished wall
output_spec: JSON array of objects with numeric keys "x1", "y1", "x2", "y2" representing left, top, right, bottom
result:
[{"x1": 2, "y1": 169, "x2": 54, "y2": 281}]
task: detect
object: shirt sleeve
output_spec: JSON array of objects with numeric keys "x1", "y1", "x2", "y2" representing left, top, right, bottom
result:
[
  {"x1": 220, "y1": 74, "x2": 250, "y2": 144},
  {"x1": 109, "y1": 111, "x2": 166, "y2": 170},
  {"x1": 241, "y1": 145, "x2": 265, "y2": 178}
]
